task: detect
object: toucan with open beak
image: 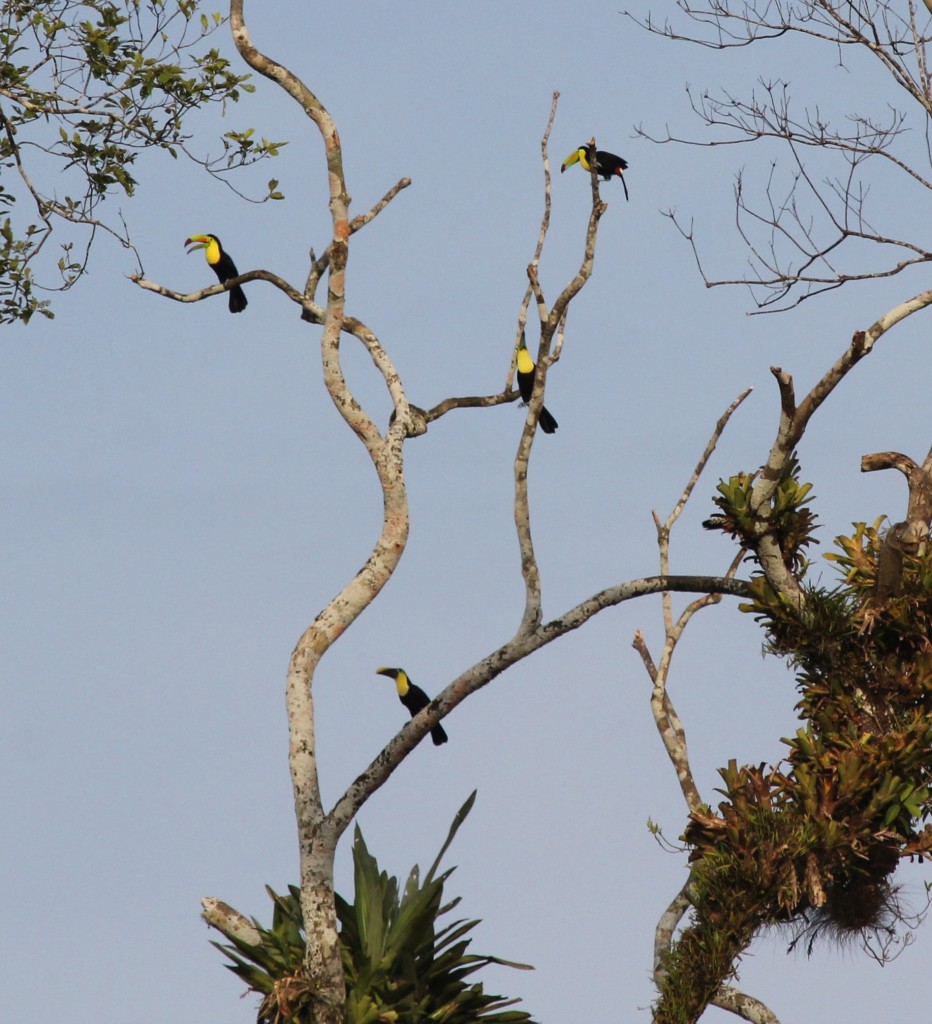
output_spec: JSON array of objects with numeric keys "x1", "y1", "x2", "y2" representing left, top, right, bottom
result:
[
  {"x1": 184, "y1": 234, "x2": 248, "y2": 313},
  {"x1": 561, "y1": 145, "x2": 629, "y2": 201}
]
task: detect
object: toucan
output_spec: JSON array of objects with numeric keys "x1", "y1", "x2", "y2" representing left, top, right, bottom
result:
[
  {"x1": 561, "y1": 145, "x2": 629, "y2": 201},
  {"x1": 376, "y1": 667, "x2": 448, "y2": 746},
  {"x1": 184, "y1": 234, "x2": 248, "y2": 313},
  {"x1": 516, "y1": 339, "x2": 558, "y2": 434}
]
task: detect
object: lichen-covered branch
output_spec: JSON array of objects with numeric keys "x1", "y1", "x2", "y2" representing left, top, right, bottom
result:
[
  {"x1": 224, "y1": 5, "x2": 411, "y2": 1020},
  {"x1": 328, "y1": 572, "x2": 750, "y2": 835},
  {"x1": 304, "y1": 177, "x2": 412, "y2": 302},
  {"x1": 201, "y1": 897, "x2": 263, "y2": 949},
  {"x1": 635, "y1": 390, "x2": 750, "y2": 812},
  {"x1": 513, "y1": 110, "x2": 607, "y2": 633}
]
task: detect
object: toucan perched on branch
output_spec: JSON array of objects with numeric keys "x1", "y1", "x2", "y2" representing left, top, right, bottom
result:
[
  {"x1": 376, "y1": 667, "x2": 448, "y2": 746},
  {"x1": 516, "y1": 339, "x2": 558, "y2": 434},
  {"x1": 561, "y1": 145, "x2": 629, "y2": 201},
  {"x1": 184, "y1": 234, "x2": 248, "y2": 313}
]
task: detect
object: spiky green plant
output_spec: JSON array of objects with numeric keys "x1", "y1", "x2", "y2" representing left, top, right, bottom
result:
[
  {"x1": 214, "y1": 792, "x2": 536, "y2": 1024},
  {"x1": 703, "y1": 453, "x2": 819, "y2": 572}
]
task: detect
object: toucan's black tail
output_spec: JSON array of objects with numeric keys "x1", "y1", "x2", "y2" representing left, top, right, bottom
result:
[
  {"x1": 538, "y1": 406, "x2": 558, "y2": 434},
  {"x1": 228, "y1": 284, "x2": 247, "y2": 313}
]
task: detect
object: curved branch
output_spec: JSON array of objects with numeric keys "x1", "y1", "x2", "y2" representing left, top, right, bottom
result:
[
  {"x1": 327, "y1": 573, "x2": 751, "y2": 836},
  {"x1": 132, "y1": 267, "x2": 305, "y2": 306},
  {"x1": 228, "y1": 6, "x2": 409, "y2": 1019},
  {"x1": 712, "y1": 987, "x2": 782, "y2": 1024},
  {"x1": 653, "y1": 881, "x2": 692, "y2": 983},
  {"x1": 650, "y1": 878, "x2": 783, "y2": 1023},
  {"x1": 425, "y1": 391, "x2": 519, "y2": 421},
  {"x1": 862, "y1": 445, "x2": 932, "y2": 600}
]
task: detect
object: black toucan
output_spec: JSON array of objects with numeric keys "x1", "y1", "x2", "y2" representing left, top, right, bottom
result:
[
  {"x1": 561, "y1": 145, "x2": 629, "y2": 201},
  {"x1": 376, "y1": 667, "x2": 448, "y2": 745},
  {"x1": 516, "y1": 339, "x2": 558, "y2": 434},
  {"x1": 184, "y1": 234, "x2": 248, "y2": 313}
]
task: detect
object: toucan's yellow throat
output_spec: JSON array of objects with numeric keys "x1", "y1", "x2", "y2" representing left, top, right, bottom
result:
[
  {"x1": 515, "y1": 340, "x2": 558, "y2": 435},
  {"x1": 376, "y1": 665, "x2": 409, "y2": 698},
  {"x1": 516, "y1": 345, "x2": 535, "y2": 375},
  {"x1": 184, "y1": 234, "x2": 221, "y2": 265}
]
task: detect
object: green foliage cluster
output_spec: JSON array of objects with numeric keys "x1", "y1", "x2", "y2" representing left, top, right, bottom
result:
[
  {"x1": 704, "y1": 454, "x2": 819, "y2": 572},
  {"x1": 215, "y1": 794, "x2": 536, "y2": 1024},
  {"x1": 655, "y1": 472, "x2": 932, "y2": 1024},
  {"x1": 0, "y1": 0, "x2": 284, "y2": 322}
]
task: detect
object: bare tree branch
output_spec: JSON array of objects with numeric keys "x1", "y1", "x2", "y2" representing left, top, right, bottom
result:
[
  {"x1": 201, "y1": 897, "x2": 263, "y2": 948},
  {"x1": 510, "y1": 90, "x2": 560, "y2": 391},
  {"x1": 862, "y1": 445, "x2": 932, "y2": 599},
  {"x1": 328, "y1": 572, "x2": 750, "y2": 834},
  {"x1": 712, "y1": 986, "x2": 782, "y2": 1024},
  {"x1": 653, "y1": 881, "x2": 692, "y2": 983},
  {"x1": 511, "y1": 120, "x2": 609, "y2": 632},
  {"x1": 633, "y1": 1, "x2": 932, "y2": 309},
  {"x1": 227, "y1": 4, "x2": 410, "y2": 1017},
  {"x1": 304, "y1": 177, "x2": 412, "y2": 303},
  {"x1": 636, "y1": 391, "x2": 751, "y2": 812}
]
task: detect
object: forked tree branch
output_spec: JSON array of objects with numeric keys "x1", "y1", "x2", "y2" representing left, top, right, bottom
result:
[
  {"x1": 735, "y1": 286, "x2": 932, "y2": 607},
  {"x1": 514, "y1": 117, "x2": 607, "y2": 632},
  {"x1": 636, "y1": 389, "x2": 752, "y2": 812},
  {"x1": 636, "y1": 389, "x2": 780, "y2": 1023},
  {"x1": 632, "y1": 1, "x2": 932, "y2": 310}
]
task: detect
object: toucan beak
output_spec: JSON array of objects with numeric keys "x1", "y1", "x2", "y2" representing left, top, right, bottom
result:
[
  {"x1": 560, "y1": 150, "x2": 580, "y2": 174},
  {"x1": 184, "y1": 236, "x2": 208, "y2": 253}
]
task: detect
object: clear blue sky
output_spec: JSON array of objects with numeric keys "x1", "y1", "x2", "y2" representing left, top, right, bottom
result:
[{"x1": 3, "y1": 3, "x2": 930, "y2": 1022}]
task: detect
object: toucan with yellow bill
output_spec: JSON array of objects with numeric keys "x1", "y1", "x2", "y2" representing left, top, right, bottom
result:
[
  {"x1": 184, "y1": 234, "x2": 248, "y2": 313},
  {"x1": 376, "y1": 667, "x2": 448, "y2": 745},
  {"x1": 516, "y1": 339, "x2": 558, "y2": 434},
  {"x1": 561, "y1": 145, "x2": 629, "y2": 201}
]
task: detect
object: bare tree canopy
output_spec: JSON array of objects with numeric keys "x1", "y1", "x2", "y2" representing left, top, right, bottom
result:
[{"x1": 633, "y1": 0, "x2": 932, "y2": 309}]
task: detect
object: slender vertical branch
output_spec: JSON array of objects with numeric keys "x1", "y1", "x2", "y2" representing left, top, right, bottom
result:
[
  {"x1": 513, "y1": 113, "x2": 608, "y2": 632},
  {"x1": 640, "y1": 392, "x2": 780, "y2": 1022},
  {"x1": 637, "y1": 391, "x2": 751, "y2": 811},
  {"x1": 511, "y1": 90, "x2": 560, "y2": 389}
]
